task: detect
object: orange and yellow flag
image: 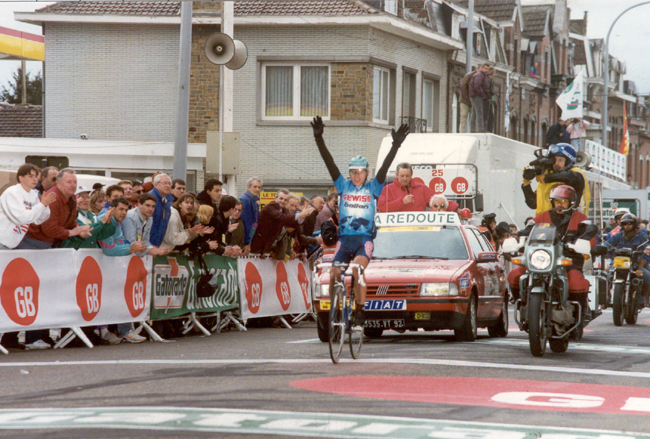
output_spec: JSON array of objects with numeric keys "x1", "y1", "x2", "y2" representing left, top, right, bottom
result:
[{"x1": 620, "y1": 103, "x2": 630, "y2": 156}]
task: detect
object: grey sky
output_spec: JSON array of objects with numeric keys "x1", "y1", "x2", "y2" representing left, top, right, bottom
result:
[{"x1": 523, "y1": 0, "x2": 650, "y2": 93}]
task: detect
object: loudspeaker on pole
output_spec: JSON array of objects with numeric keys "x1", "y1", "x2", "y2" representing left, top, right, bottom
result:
[
  {"x1": 204, "y1": 33, "x2": 248, "y2": 69},
  {"x1": 575, "y1": 151, "x2": 591, "y2": 169}
]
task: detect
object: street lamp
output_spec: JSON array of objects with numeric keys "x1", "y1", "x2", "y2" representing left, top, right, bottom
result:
[{"x1": 602, "y1": 1, "x2": 650, "y2": 148}]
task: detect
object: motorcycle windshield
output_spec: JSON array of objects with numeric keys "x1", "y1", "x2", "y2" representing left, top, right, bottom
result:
[{"x1": 528, "y1": 223, "x2": 556, "y2": 244}]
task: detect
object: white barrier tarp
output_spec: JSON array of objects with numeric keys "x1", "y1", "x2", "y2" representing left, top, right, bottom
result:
[
  {"x1": 0, "y1": 249, "x2": 151, "y2": 333},
  {"x1": 238, "y1": 258, "x2": 312, "y2": 321}
]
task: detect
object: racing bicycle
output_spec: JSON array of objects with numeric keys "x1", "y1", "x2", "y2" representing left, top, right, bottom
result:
[{"x1": 328, "y1": 262, "x2": 364, "y2": 364}]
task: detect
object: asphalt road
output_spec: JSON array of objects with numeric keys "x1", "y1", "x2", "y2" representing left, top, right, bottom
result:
[{"x1": 2, "y1": 309, "x2": 650, "y2": 438}]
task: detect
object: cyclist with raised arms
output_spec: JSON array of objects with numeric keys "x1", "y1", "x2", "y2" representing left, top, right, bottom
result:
[{"x1": 311, "y1": 115, "x2": 409, "y2": 327}]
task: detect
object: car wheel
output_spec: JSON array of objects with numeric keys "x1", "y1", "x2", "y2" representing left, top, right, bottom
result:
[
  {"x1": 316, "y1": 312, "x2": 328, "y2": 342},
  {"x1": 455, "y1": 294, "x2": 477, "y2": 342},
  {"x1": 363, "y1": 328, "x2": 383, "y2": 338},
  {"x1": 487, "y1": 299, "x2": 508, "y2": 338}
]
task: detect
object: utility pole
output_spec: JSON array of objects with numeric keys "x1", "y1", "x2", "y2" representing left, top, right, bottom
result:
[{"x1": 602, "y1": 1, "x2": 650, "y2": 148}]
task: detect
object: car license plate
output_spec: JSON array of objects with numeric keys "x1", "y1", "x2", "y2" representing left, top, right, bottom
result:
[
  {"x1": 319, "y1": 300, "x2": 355, "y2": 311},
  {"x1": 366, "y1": 319, "x2": 405, "y2": 329}
]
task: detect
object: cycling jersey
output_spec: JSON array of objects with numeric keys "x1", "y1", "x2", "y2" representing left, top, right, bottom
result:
[{"x1": 334, "y1": 175, "x2": 383, "y2": 237}]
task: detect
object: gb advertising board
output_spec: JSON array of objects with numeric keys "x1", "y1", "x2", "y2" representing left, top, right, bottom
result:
[
  {"x1": 410, "y1": 164, "x2": 477, "y2": 198},
  {"x1": 0, "y1": 249, "x2": 151, "y2": 333},
  {"x1": 238, "y1": 258, "x2": 312, "y2": 321}
]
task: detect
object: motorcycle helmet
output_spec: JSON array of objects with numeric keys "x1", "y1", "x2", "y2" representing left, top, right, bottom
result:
[
  {"x1": 549, "y1": 184, "x2": 576, "y2": 211},
  {"x1": 620, "y1": 213, "x2": 638, "y2": 229},
  {"x1": 349, "y1": 155, "x2": 369, "y2": 171},
  {"x1": 614, "y1": 208, "x2": 630, "y2": 220},
  {"x1": 548, "y1": 143, "x2": 577, "y2": 168},
  {"x1": 459, "y1": 208, "x2": 472, "y2": 220}
]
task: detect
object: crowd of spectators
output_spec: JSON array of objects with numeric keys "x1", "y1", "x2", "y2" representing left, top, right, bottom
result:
[
  {"x1": 0, "y1": 166, "x2": 344, "y2": 350},
  {"x1": 0, "y1": 161, "x2": 479, "y2": 350}
]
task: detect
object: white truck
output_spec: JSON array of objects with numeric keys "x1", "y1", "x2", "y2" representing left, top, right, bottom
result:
[
  {"x1": 376, "y1": 133, "x2": 628, "y2": 228},
  {"x1": 601, "y1": 188, "x2": 650, "y2": 223}
]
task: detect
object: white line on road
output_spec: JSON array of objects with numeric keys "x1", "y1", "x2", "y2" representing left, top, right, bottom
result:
[{"x1": 3, "y1": 357, "x2": 650, "y2": 379}]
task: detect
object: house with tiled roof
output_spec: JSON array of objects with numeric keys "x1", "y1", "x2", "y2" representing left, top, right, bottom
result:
[
  {"x1": 0, "y1": 103, "x2": 42, "y2": 138},
  {"x1": 18, "y1": 0, "x2": 465, "y2": 195}
]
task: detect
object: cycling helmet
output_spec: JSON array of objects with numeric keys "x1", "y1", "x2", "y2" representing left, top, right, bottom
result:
[
  {"x1": 549, "y1": 184, "x2": 576, "y2": 210},
  {"x1": 620, "y1": 213, "x2": 638, "y2": 228},
  {"x1": 459, "y1": 208, "x2": 472, "y2": 220},
  {"x1": 548, "y1": 143, "x2": 577, "y2": 168},
  {"x1": 614, "y1": 208, "x2": 630, "y2": 219},
  {"x1": 349, "y1": 155, "x2": 369, "y2": 170}
]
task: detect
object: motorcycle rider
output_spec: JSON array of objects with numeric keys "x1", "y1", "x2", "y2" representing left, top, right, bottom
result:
[
  {"x1": 508, "y1": 184, "x2": 597, "y2": 320},
  {"x1": 603, "y1": 213, "x2": 650, "y2": 309},
  {"x1": 606, "y1": 208, "x2": 631, "y2": 239},
  {"x1": 522, "y1": 143, "x2": 590, "y2": 216}
]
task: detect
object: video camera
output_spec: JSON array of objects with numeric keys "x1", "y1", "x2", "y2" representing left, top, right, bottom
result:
[{"x1": 523, "y1": 148, "x2": 555, "y2": 181}]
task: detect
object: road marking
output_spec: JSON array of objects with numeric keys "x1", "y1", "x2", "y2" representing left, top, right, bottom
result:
[
  {"x1": 4, "y1": 358, "x2": 650, "y2": 379},
  {"x1": 292, "y1": 376, "x2": 650, "y2": 415},
  {"x1": 0, "y1": 407, "x2": 647, "y2": 438}
]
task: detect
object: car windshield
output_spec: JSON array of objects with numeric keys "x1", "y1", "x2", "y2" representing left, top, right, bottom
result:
[{"x1": 373, "y1": 226, "x2": 469, "y2": 260}]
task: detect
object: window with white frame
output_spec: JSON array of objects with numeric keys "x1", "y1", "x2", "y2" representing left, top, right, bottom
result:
[
  {"x1": 373, "y1": 66, "x2": 390, "y2": 124},
  {"x1": 422, "y1": 77, "x2": 440, "y2": 132},
  {"x1": 383, "y1": 0, "x2": 397, "y2": 15},
  {"x1": 262, "y1": 63, "x2": 330, "y2": 119}
]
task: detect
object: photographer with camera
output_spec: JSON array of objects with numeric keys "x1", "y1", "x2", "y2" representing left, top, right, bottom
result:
[
  {"x1": 566, "y1": 118, "x2": 590, "y2": 152},
  {"x1": 521, "y1": 143, "x2": 589, "y2": 216}
]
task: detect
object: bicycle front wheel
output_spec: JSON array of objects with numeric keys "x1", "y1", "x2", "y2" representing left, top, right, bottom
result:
[
  {"x1": 349, "y1": 312, "x2": 363, "y2": 359},
  {"x1": 328, "y1": 284, "x2": 345, "y2": 364}
]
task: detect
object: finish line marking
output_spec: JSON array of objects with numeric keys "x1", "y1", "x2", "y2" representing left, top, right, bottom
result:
[
  {"x1": 3, "y1": 358, "x2": 650, "y2": 379},
  {"x1": 0, "y1": 407, "x2": 647, "y2": 439}
]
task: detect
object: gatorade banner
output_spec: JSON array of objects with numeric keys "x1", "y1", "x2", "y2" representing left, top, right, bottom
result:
[
  {"x1": 0, "y1": 249, "x2": 151, "y2": 333},
  {"x1": 238, "y1": 258, "x2": 312, "y2": 321},
  {"x1": 150, "y1": 254, "x2": 239, "y2": 321}
]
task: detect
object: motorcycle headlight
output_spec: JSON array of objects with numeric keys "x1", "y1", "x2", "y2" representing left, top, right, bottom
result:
[
  {"x1": 420, "y1": 282, "x2": 459, "y2": 296},
  {"x1": 529, "y1": 249, "x2": 552, "y2": 270}
]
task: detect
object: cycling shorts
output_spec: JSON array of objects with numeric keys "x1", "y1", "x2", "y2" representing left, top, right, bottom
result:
[{"x1": 333, "y1": 235, "x2": 373, "y2": 263}]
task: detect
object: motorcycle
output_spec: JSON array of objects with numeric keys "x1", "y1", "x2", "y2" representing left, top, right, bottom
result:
[
  {"x1": 503, "y1": 223, "x2": 601, "y2": 357},
  {"x1": 609, "y1": 238, "x2": 650, "y2": 326}
]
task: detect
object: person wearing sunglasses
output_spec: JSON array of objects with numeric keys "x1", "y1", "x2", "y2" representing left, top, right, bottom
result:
[
  {"x1": 131, "y1": 181, "x2": 144, "y2": 206},
  {"x1": 311, "y1": 115, "x2": 409, "y2": 328}
]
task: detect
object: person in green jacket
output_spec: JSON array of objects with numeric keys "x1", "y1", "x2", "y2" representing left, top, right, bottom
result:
[{"x1": 60, "y1": 185, "x2": 116, "y2": 249}]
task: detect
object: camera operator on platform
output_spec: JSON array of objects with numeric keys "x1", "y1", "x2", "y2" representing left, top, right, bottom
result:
[{"x1": 521, "y1": 143, "x2": 589, "y2": 216}]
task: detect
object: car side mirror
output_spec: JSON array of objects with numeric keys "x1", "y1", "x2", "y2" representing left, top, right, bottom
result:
[{"x1": 477, "y1": 251, "x2": 497, "y2": 262}]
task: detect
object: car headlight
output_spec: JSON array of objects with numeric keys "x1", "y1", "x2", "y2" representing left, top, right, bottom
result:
[
  {"x1": 420, "y1": 282, "x2": 459, "y2": 296},
  {"x1": 318, "y1": 284, "x2": 329, "y2": 298},
  {"x1": 529, "y1": 249, "x2": 552, "y2": 270}
]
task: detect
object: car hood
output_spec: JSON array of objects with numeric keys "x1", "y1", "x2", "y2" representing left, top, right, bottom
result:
[{"x1": 364, "y1": 259, "x2": 471, "y2": 283}]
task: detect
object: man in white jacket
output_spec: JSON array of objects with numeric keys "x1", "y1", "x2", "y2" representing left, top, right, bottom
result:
[{"x1": 0, "y1": 164, "x2": 56, "y2": 249}]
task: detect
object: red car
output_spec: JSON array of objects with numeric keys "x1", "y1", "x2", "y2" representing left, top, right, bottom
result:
[{"x1": 315, "y1": 212, "x2": 509, "y2": 341}]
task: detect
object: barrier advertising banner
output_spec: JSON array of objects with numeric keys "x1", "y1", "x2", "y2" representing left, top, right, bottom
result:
[
  {"x1": 238, "y1": 258, "x2": 312, "y2": 321},
  {"x1": 150, "y1": 254, "x2": 239, "y2": 321},
  {"x1": 0, "y1": 249, "x2": 151, "y2": 333}
]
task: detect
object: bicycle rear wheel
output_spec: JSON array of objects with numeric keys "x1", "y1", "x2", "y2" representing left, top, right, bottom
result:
[{"x1": 328, "y1": 284, "x2": 345, "y2": 364}]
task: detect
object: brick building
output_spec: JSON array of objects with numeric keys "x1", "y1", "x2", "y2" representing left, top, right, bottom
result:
[{"x1": 20, "y1": 0, "x2": 462, "y2": 195}]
